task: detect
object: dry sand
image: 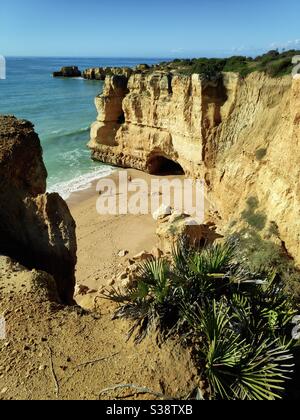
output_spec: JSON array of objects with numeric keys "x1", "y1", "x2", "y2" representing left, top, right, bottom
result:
[
  {"x1": 0, "y1": 256, "x2": 197, "y2": 400},
  {"x1": 68, "y1": 168, "x2": 205, "y2": 304}
]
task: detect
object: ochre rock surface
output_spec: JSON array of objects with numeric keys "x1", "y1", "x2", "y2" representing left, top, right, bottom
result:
[
  {"x1": 0, "y1": 116, "x2": 77, "y2": 303},
  {"x1": 89, "y1": 71, "x2": 300, "y2": 265},
  {"x1": 83, "y1": 67, "x2": 133, "y2": 80}
]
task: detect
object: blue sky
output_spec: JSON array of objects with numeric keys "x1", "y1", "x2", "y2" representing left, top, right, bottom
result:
[{"x1": 1, "y1": 0, "x2": 300, "y2": 57}]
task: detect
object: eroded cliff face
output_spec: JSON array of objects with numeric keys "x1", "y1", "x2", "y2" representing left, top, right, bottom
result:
[
  {"x1": 0, "y1": 116, "x2": 77, "y2": 303},
  {"x1": 89, "y1": 71, "x2": 300, "y2": 265},
  {"x1": 89, "y1": 72, "x2": 224, "y2": 177}
]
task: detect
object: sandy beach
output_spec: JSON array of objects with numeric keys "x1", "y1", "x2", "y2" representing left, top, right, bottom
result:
[
  {"x1": 68, "y1": 169, "x2": 179, "y2": 298},
  {"x1": 68, "y1": 168, "x2": 211, "y2": 306}
]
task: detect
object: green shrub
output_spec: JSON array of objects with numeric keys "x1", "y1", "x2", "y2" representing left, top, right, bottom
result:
[
  {"x1": 103, "y1": 239, "x2": 299, "y2": 400},
  {"x1": 263, "y1": 57, "x2": 294, "y2": 77},
  {"x1": 231, "y1": 227, "x2": 300, "y2": 302},
  {"x1": 162, "y1": 49, "x2": 300, "y2": 79}
]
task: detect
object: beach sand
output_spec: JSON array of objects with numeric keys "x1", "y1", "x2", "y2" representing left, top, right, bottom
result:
[
  {"x1": 68, "y1": 168, "x2": 210, "y2": 304},
  {"x1": 68, "y1": 169, "x2": 176, "y2": 295}
]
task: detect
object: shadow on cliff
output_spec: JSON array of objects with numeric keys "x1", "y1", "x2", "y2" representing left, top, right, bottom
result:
[{"x1": 0, "y1": 116, "x2": 77, "y2": 304}]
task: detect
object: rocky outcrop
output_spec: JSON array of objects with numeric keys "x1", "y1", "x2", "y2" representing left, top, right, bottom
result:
[
  {"x1": 89, "y1": 75, "x2": 129, "y2": 152},
  {"x1": 83, "y1": 67, "x2": 134, "y2": 80},
  {"x1": 53, "y1": 66, "x2": 81, "y2": 78},
  {"x1": 0, "y1": 116, "x2": 77, "y2": 303},
  {"x1": 54, "y1": 64, "x2": 153, "y2": 81},
  {"x1": 157, "y1": 214, "x2": 223, "y2": 253},
  {"x1": 0, "y1": 256, "x2": 59, "y2": 303},
  {"x1": 88, "y1": 71, "x2": 300, "y2": 266}
]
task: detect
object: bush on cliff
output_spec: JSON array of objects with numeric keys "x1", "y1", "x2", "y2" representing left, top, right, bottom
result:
[
  {"x1": 104, "y1": 239, "x2": 299, "y2": 400},
  {"x1": 173, "y1": 49, "x2": 300, "y2": 78}
]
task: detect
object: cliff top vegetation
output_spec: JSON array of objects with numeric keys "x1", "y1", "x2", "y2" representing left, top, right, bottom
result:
[{"x1": 156, "y1": 49, "x2": 300, "y2": 79}]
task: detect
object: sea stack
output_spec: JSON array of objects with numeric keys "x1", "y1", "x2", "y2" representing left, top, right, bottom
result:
[{"x1": 53, "y1": 66, "x2": 82, "y2": 78}]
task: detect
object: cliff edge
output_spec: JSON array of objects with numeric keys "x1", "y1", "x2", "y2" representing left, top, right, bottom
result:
[
  {"x1": 88, "y1": 71, "x2": 300, "y2": 265},
  {"x1": 0, "y1": 116, "x2": 77, "y2": 304}
]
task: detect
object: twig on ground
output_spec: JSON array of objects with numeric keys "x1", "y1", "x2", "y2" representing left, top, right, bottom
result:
[
  {"x1": 74, "y1": 352, "x2": 120, "y2": 369},
  {"x1": 46, "y1": 344, "x2": 59, "y2": 399},
  {"x1": 60, "y1": 352, "x2": 120, "y2": 387},
  {"x1": 98, "y1": 384, "x2": 172, "y2": 400}
]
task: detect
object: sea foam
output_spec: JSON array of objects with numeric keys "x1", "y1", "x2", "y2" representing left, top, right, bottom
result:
[{"x1": 47, "y1": 166, "x2": 114, "y2": 200}]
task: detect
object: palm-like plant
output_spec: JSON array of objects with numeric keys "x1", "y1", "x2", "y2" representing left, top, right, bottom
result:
[
  {"x1": 183, "y1": 300, "x2": 295, "y2": 400},
  {"x1": 172, "y1": 240, "x2": 236, "y2": 303},
  {"x1": 104, "y1": 238, "x2": 298, "y2": 399},
  {"x1": 107, "y1": 259, "x2": 179, "y2": 343}
]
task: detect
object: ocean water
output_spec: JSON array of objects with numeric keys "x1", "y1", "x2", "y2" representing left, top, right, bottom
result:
[{"x1": 0, "y1": 57, "x2": 164, "y2": 199}]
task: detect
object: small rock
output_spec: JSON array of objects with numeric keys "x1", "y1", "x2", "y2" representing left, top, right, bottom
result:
[
  {"x1": 38, "y1": 365, "x2": 46, "y2": 371},
  {"x1": 1, "y1": 387, "x2": 8, "y2": 394},
  {"x1": 118, "y1": 250, "x2": 129, "y2": 258},
  {"x1": 74, "y1": 284, "x2": 90, "y2": 296},
  {"x1": 152, "y1": 204, "x2": 172, "y2": 221},
  {"x1": 133, "y1": 251, "x2": 154, "y2": 261}
]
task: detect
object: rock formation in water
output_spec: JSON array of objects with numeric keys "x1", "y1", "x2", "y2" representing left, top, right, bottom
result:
[
  {"x1": 88, "y1": 70, "x2": 300, "y2": 266},
  {"x1": 0, "y1": 116, "x2": 77, "y2": 303},
  {"x1": 53, "y1": 66, "x2": 82, "y2": 78}
]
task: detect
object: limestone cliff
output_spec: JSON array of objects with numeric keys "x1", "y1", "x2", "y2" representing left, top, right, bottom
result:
[
  {"x1": 89, "y1": 71, "x2": 300, "y2": 265},
  {"x1": 0, "y1": 116, "x2": 77, "y2": 303}
]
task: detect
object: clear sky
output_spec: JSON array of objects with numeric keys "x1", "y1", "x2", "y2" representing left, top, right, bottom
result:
[{"x1": 1, "y1": 0, "x2": 300, "y2": 58}]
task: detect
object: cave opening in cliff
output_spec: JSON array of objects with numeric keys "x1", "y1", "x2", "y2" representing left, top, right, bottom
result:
[{"x1": 147, "y1": 156, "x2": 185, "y2": 176}]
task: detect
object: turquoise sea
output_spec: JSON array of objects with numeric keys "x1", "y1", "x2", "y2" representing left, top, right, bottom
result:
[{"x1": 0, "y1": 57, "x2": 164, "y2": 198}]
